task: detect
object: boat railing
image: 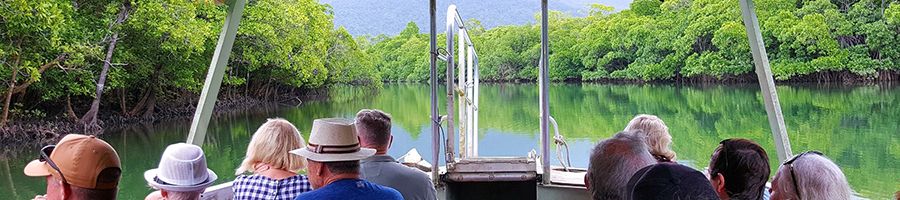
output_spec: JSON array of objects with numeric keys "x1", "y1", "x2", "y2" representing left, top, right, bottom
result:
[{"x1": 439, "y1": 4, "x2": 482, "y2": 171}]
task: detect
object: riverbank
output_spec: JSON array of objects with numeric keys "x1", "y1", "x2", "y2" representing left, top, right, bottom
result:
[
  {"x1": 2, "y1": 75, "x2": 897, "y2": 147},
  {"x1": 0, "y1": 88, "x2": 331, "y2": 148}
]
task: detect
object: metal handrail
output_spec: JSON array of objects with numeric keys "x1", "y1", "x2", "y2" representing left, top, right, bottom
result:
[{"x1": 443, "y1": 4, "x2": 481, "y2": 163}]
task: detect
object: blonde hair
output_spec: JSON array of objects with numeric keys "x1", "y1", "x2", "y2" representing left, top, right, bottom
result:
[
  {"x1": 623, "y1": 114, "x2": 676, "y2": 161},
  {"x1": 236, "y1": 118, "x2": 307, "y2": 175}
]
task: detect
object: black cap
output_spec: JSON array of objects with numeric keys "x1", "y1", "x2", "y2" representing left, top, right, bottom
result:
[{"x1": 626, "y1": 163, "x2": 719, "y2": 200}]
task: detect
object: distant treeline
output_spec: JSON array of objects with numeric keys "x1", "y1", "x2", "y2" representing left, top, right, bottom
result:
[{"x1": 363, "y1": 0, "x2": 900, "y2": 82}]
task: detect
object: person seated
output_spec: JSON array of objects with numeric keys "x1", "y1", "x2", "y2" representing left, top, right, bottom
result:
[
  {"x1": 355, "y1": 109, "x2": 437, "y2": 200},
  {"x1": 233, "y1": 118, "x2": 312, "y2": 200},
  {"x1": 624, "y1": 114, "x2": 677, "y2": 162},
  {"x1": 585, "y1": 131, "x2": 657, "y2": 200},
  {"x1": 290, "y1": 118, "x2": 402, "y2": 200},
  {"x1": 626, "y1": 162, "x2": 719, "y2": 200},
  {"x1": 144, "y1": 143, "x2": 218, "y2": 200},
  {"x1": 708, "y1": 138, "x2": 771, "y2": 200},
  {"x1": 770, "y1": 151, "x2": 854, "y2": 200},
  {"x1": 24, "y1": 134, "x2": 121, "y2": 200}
]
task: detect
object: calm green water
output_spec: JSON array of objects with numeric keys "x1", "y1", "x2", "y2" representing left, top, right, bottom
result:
[{"x1": 1, "y1": 83, "x2": 898, "y2": 199}]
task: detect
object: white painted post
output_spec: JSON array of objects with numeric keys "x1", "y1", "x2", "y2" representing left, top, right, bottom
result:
[
  {"x1": 739, "y1": 0, "x2": 793, "y2": 162},
  {"x1": 466, "y1": 45, "x2": 475, "y2": 158},
  {"x1": 187, "y1": 0, "x2": 246, "y2": 146}
]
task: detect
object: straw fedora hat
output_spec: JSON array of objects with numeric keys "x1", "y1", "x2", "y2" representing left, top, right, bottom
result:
[
  {"x1": 144, "y1": 143, "x2": 218, "y2": 192},
  {"x1": 290, "y1": 118, "x2": 375, "y2": 162}
]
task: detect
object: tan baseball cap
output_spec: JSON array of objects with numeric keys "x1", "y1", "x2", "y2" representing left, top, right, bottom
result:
[{"x1": 24, "y1": 134, "x2": 122, "y2": 190}]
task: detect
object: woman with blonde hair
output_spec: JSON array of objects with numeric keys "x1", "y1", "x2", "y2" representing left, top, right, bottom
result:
[
  {"x1": 624, "y1": 114, "x2": 677, "y2": 162},
  {"x1": 232, "y1": 118, "x2": 311, "y2": 200}
]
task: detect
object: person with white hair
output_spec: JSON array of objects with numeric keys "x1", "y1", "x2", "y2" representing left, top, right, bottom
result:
[
  {"x1": 144, "y1": 143, "x2": 218, "y2": 200},
  {"x1": 770, "y1": 151, "x2": 854, "y2": 200},
  {"x1": 584, "y1": 131, "x2": 658, "y2": 200},
  {"x1": 624, "y1": 114, "x2": 677, "y2": 162}
]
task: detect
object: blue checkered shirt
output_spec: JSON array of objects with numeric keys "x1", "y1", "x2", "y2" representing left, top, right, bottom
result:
[{"x1": 232, "y1": 174, "x2": 312, "y2": 200}]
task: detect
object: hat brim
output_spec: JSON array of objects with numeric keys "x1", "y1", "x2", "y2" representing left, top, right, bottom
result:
[
  {"x1": 290, "y1": 147, "x2": 376, "y2": 162},
  {"x1": 144, "y1": 168, "x2": 218, "y2": 192},
  {"x1": 23, "y1": 160, "x2": 51, "y2": 177}
]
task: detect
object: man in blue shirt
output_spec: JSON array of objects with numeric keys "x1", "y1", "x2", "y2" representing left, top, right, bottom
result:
[
  {"x1": 290, "y1": 118, "x2": 402, "y2": 200},
  {"x1": 356, "y1": 109, "x2": 437, "y2": 200}
]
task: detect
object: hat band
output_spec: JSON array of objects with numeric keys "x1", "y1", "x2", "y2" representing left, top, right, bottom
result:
[{"x1": 307, "y1": 143, "x2": 360, "y2": 154}]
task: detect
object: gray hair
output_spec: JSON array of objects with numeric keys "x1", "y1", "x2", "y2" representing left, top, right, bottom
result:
[
  {"x1": 773, "y1": 154, "x2": 853, "y2": 200},
  {"x1": 587, "y1": 131, "x2": 657, "y2": 200}
]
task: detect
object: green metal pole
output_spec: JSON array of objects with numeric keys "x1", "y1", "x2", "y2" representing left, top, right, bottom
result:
[
  {"x1": 187, "y1": 0, "x2": 246, "y2": 146},
  {"x1": 739, "y1": 0, "x2": 793, "y2": 162}
]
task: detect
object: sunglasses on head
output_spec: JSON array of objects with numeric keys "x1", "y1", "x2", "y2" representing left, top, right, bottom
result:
[
  {"x1": 39, "y1": 145, "x2": 69, "y2": 186},
  {"x1": 781, "y1": 150, "x2": 824, "y2": 200}
]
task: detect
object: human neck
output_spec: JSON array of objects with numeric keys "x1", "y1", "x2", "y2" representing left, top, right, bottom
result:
[
  {"x1": 323, "y1": 173, "x2": 360, "y2": 186},
  {"x1": 375, "y1": 148, "x2": 388, "y2": 155},
  {"x1": 255, "y1": 163, "x2": 298, "y2": 180}
]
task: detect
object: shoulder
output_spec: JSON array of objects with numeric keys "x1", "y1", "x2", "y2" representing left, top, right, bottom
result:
[
  {"x1": 391, "y1": 163, "x2": 433, "y2": 183},
  {"x1": 376, "y1": 184, "x2": 404, "y2": 199},
  {"x1": 294, "y1": 188, "x2": 326, "y2": 199},
  {"x1": 232, "y1": 174, "x2": 266, "y2": 185}
]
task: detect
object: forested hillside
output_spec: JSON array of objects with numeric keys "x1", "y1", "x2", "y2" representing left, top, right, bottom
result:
[
  {"x1": 366, "y1": 0, "x2": 900, "y2": 82},
  {"x1": 0, "y1": 0, "x2": 379, "y2": 126}
]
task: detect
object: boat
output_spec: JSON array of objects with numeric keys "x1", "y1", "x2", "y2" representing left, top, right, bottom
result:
[{"x1": 189, "y1": 0, "x2": 796, "y2": 199}]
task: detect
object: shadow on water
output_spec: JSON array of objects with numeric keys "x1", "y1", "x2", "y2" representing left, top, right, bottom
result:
[{"x1": 0, "y1": 83, "x2": 897, "y2": 199}]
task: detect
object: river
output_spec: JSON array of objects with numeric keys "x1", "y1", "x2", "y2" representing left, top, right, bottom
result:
[{"x1": 1, "y1": 83, "x2": 897, "y2": 199}]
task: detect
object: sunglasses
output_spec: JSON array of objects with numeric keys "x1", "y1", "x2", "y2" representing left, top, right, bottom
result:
[
  {"x1": 39, "y1": 145, "x2": 70, "y2": 187},
  {"x1": 781, "y1": 150, "x2": 824, "y2": 200}
]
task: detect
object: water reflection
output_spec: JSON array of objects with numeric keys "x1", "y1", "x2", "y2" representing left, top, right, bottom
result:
[{"x1": 0, "y1": 83, "x2": 896, "y2": 199}]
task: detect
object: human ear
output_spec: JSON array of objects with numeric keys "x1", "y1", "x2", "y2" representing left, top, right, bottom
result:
[
  {"x1": 388, "y1": 135, "x2": 394, "y2": 149},
  {"x1": 583, "y1": 173, "x2": 591, "y2": 190},
  {"x1": 714, "y1": 173, "x2": 728, "y2": 199}
]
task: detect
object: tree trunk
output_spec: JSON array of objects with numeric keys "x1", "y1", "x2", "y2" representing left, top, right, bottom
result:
[
  {"x1": 80, "y1": 1, "x2": 130, "y2": 129},
  {"x1": 80, "y1": 32, "x2": 120, "y2": 128},
  {"x1": 128, "y1": 87, "x2": 150, "y2": 116},
  {"x1": 140, "y1": 64, "x2": 162, "y2": 119},
  {"x1": 1, "y1": 66, "x2": 19, "y2": 127},
  {"x1": 1, "y1": 42, "x2": 22, "y2": 127},
  {"x1": 142, "y1": 87, "x2": 157, "y2": 119},
  {"x1": 118, "y1": 88, "x2": 127, "y2": 115},
  {"x1": 65, "y1": 95, "x2": 79, "y2": 121}
]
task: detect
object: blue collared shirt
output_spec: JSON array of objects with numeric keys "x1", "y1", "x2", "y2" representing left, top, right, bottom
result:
[{"x1": 293, "y1": 178, "x2": 401, "y2": 200}]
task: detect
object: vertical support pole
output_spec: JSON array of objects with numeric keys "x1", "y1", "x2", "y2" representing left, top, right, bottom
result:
[
  {"x1": 445, "y1": 6, "x2": 456, "y2": 165},
  {"x1": 473, "y1": 55, "x2": 479, "y2": 157},
  {"x1": 457, "y1": 27, "x2": 467, "y2": 159},
  {"x1": 466, "y1": 46, "x2": 475, "y2": 158},
  {"x1": 428, "y1": 0, "x2": 440, "y2": 186},
  {"x1": 187, "y1": 0, "x2": 246, "y2": 146},
  {"x1": 539, "y1": 0, "x2": 552, "y2": 185},
  {"x1": 739, "y1": 0, "x2": 793, "y2": 162}
]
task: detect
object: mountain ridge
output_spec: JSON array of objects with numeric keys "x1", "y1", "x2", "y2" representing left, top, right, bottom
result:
[{"x1": 321, "y1": 0, "x2": 634, "y2": 36}]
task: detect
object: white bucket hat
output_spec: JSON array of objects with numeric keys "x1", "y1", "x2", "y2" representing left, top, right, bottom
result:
[
  {"x1": 144, "y1": 143, "x2": 218, "y2": 192},
  {"x1": 290, "y1": 118, "x2": 375, "y2": 162}
]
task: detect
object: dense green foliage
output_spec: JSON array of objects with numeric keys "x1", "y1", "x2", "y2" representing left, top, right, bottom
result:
[
  {"x1": 366, "y1": 0, "x2": 900, "y2": 82},
  {"x1": 0, "y1": 0, "x2": 380, "y2": 122}
]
